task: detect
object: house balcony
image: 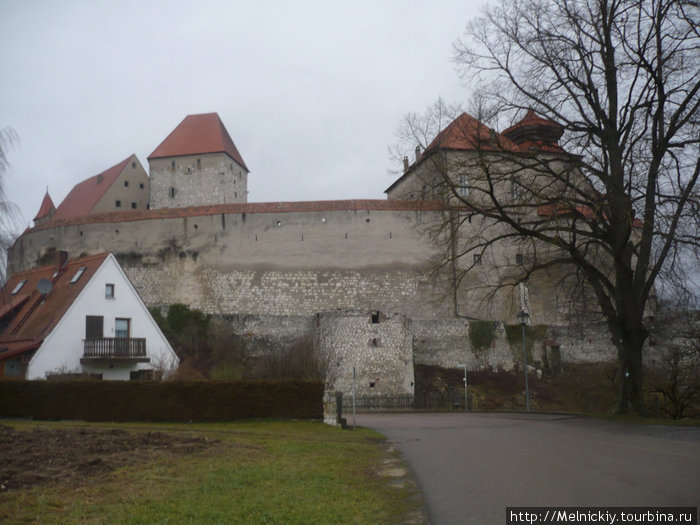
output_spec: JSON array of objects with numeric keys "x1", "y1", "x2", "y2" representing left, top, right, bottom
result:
[{"x1": 81, "y1": 338, "x2": 150, "y2": 363}]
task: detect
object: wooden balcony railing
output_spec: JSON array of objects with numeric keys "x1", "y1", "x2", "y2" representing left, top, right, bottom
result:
[{"x1": 83, "y1": 338, "x2": 147, "y2": 358}]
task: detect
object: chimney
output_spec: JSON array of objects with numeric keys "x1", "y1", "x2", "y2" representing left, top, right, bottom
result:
[
  {"x1": 56, "y1": 250, "x2": 69, "y2": 271},
  {"x1": 415, "y1": 146, "x2": 421, "y2": 162},
  {"x1": 403, "y1": 156, "x2": 409, "y2": 172}
]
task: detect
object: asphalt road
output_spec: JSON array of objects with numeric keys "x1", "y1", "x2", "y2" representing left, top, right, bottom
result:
[{"x1": 355, "y1": 413, "x2": 700, "y2": 525}]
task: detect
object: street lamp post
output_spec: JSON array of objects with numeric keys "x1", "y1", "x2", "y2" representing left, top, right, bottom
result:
[
  {"x1": 457, "y1": 363, "x2": 468, "y2": 410},
  {"x1": 516, "y1": 310, "x2": 530, "y2": 412}
]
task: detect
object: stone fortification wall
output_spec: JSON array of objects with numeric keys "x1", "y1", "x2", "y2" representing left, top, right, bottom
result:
[
  {"x1": 316, "y1": 310, "x2": 415, "y2": 397},
  {"x1": 149, "y1": 153, "x2": 248, "y2": 209},
  {"x1": 411, "y1": 318, "x2": 619, "y2": 372},
  {"x1": 9, "y1": 201, "x2": 451, "y2": 320}
]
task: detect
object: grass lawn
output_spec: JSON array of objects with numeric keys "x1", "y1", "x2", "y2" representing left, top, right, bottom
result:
[{"x1": 0, "y1": 420, "x2": 422, "y2": 524}]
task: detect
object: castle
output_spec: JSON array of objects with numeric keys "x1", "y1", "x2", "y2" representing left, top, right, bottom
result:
[{"x1": 8, "y1": 112, "x2": 625, "y2": 396}]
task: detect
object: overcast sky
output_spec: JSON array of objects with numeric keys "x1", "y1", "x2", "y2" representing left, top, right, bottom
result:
[{"x1": 0, "y1": 0, "x2": 486, "y2": 233}]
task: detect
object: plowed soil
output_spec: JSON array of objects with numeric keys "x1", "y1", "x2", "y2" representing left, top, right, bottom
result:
[{"x1": 0, "y1": 424, "x2": 216, "y2": 491}]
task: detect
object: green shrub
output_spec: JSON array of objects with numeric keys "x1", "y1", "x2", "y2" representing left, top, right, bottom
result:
[{"x1": 469, "y1": 320, "x2": 498, "y2": 351}]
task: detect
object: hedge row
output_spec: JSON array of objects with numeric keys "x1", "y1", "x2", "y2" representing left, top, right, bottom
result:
[{"x1": 0, "y1": 380, "x2": 324, "y2": 422}]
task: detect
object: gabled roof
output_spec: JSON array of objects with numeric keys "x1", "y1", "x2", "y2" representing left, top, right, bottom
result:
[
  {"x1": 148, "y1": 112, "x2": 248, "y2": 171},
  {"x1": 53, "y1": 155, "x2": 135, "y2": 221},
  {"x1": 0, "y1": 253, "x2": 111, "y2": 360},
  {"x1": 422, "y1": 112, "x2": 519, "y2": 157},
  {"x1": 385, "y1": 111, "x2": 567, "y2": 194},
  {"x1": 33, "y1": 192, "x2": 55, "y2": 222}
]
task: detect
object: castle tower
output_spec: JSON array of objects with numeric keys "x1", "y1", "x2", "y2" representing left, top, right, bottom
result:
[{"x1": 148, "y1": 113, "x2": 249, "y2": 209}]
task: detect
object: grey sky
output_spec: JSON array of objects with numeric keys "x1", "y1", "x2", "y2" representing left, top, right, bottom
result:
[{"x1": 0, "y1": 0, "x2": 485, "y2": 233}]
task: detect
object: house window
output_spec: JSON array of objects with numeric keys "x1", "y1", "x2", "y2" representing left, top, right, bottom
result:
[
  {"x1": 516, "y1": 253, "x2": 524, "y2": 265},
  {"x1": 171, "y1": 160, "x2": 175, "y2": 169},
  {"x1": 70, "y1": 267, "x2": 87, "y2": 284},
  {"x1": 371, "y1": 311, "x2": 381, "y2": 324},
  {"x1": 131, "y1": 369, "x2": 159, "y2": 381},
  {"x1": 115, "y1": 318, "x2": 130, "y2": 339},
  {"x1": 115, "y1": 200, "x2": 122, "y2": 208},
  {"x1": 197, "y1": 158, "x2": 201, "y2": 169},
  {"x1": 85, "y1": 315, "x2": 104, "y2": 339},
  {"x1": 131, "y1": 202, "x2": 137, "y2": 209},
  {"x1": 170, "y1": 187, "x2": 176, "y2": 198},
  {"x1": 473, "y1": 254, "x2": 482, "y2": 266},
  {"x1": 132, "y1": 162, "x2": 136, "y2": 169},
  {"x1": 105, "y1": 283, "x2": 114, "y2": 298},
  {"x1": 11, "y1": 279, "x2": 27, "y2": 295},
  {"x1": 458, "y1": 174, "x2": 469, "y2": 197},
  {"x1": 124, "y1": 181, "x2": 129, "y2": 187},
  {"x1": 139, "y1": 183, "x2": 145, "y2": 189}
]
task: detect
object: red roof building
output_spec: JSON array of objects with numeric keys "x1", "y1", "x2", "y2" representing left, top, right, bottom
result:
[
  {"x1": 0, "y1": 252, "x2": 178, "y2": 380},
  {"x1": 53, "y1": 154, "x2": 149, "y2": 221},
  {"x1": 33, "y1": 191, "x2": 55, "y2": 225},
  {"x1": 148, "y1": 112, "x2": 248, "y2": 171}
]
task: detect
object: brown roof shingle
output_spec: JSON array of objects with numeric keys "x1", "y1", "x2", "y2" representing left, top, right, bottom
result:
[
  {"x1": 33, "y1": 192, "x2": 55, "y2": 222},
  {"x1": 53, "y1": 156, "x2": 134, "y2": 221},
  {"x1": 0, "y1": 253, "x2": 110, "y2": 359},
  {"x1": 148, "y1": 112, "x2": 248, "y2": 171}
]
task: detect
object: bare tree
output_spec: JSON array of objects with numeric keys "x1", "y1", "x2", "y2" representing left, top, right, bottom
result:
[
  {"x1": 0, "y1": 127, "x2": 22, "y2": 284},
  {"x1": 395, "y1": 0, "x2": 699, "y2": 415}
]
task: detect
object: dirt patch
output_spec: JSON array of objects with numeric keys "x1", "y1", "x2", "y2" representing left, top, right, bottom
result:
[{"x1": 0, "y1": 424, "x2": 218, "y2": 492}]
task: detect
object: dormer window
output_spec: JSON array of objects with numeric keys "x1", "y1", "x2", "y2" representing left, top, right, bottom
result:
[
  {"x1": 11, "y1": 279, "x2": 27, "y2": 295},
  {"x1": 70, "y1": 267, "x2": 87, "y2": 284}
]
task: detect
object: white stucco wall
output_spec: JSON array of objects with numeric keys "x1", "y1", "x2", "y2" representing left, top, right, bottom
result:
[{"x1": 26, "y1": 254, "x2": 178, "y2": 380}]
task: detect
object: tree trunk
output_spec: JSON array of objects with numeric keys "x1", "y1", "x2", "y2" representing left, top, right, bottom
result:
[{"x1": 615, "y1": 331, "x2": 648, "y2": 416}]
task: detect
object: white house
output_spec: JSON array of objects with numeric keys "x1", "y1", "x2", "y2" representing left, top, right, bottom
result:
[{"x1": 0, "y1": 252, "x2": 179, "y2": 380}]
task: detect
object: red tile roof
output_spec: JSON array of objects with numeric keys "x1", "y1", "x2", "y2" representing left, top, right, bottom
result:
[
  {"x1": 386, "y1": 112, "x2": 568, "y2": 194},
  {"x1": 148, "y1": 113, "x2": 248, "y2": 171},
  {"x1": 502, "y1": 110, "x2": 564, "y2": 152},
  {"x1": 26, "y1": 199, "x2": 446, "y2": 232},
  {"x1": 53, "y1": 155, "x2": 134, "y2": 221},
  {"x1": 0, "y1": 253, "x2": 111, "y2": 361},
  {"x1": 33, "y1": 192, "x2": 55, "y2": 221},
  {"x1": 423, "y1": 113, "x2": 519, "y2": 156}
]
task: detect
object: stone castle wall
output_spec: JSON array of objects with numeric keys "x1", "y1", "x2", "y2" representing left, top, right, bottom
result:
[{"x1": 149, "y1": 152, "x2": 248, "y2": 209}]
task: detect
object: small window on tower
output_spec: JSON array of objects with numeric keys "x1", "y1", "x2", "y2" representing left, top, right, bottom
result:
[
  {"x1": 139, "y1": 183, "x2": 144, "y2": 189},
  {"x1": 170, "y1": 187, "x2": 176, "y2": 198},
  {"x1": 516, "y1": 253, "x2": 524, "y2": 265}
]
